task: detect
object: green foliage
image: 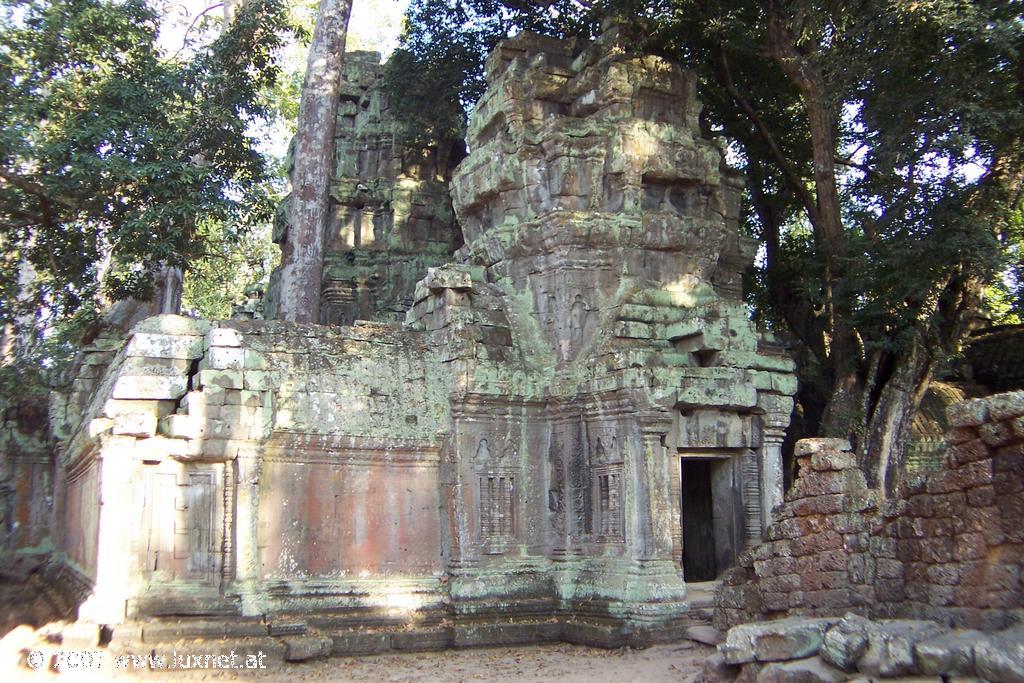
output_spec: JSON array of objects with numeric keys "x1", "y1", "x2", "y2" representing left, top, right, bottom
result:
[
  {"x1": 0, "y1": 0, "x2": 293, "y2": 338},
  {"x1": 182, "y1": 217, "x2": 279, "y2": 319},
  {"x1": 617, "y1": 0, "x2": 1023, "y2": 355}
]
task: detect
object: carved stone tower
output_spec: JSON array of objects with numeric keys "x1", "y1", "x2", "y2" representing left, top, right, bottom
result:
[
  {"x1": 267, "y1": 50, "x2": 464, "y2": 324},
  {"x1": 409, "y1": 30, "x2": 796, "y2": 627}
]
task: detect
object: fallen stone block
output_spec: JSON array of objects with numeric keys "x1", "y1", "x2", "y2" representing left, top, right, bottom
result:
[
  {"x1": 721, "y1": 617, "x2": 838, "y2": 665},
  {"x1": 821, "y1": 613, "x2": 872, "y2": 671},
  {"x1": 282, "y1": 635, "x2": 332, "y2": 662},
  {"x1": 755, "y1": 656, "x2": 845, "y2": 683},
  {"x1": 856, "y1": 620, "x2": 947, "y2": 678},
  {"x1": 699, "y1": 651, "x2": 740, "y2": 682},
  {"x1": 974, "y1": 626, "x2": 1024, "y2": 683},
  {"x1": 915, "y1": 629, "x2": 987, "y2": 677},
  {"x1": 687, "y1": 624, "x2": 723, "y2": 646}
]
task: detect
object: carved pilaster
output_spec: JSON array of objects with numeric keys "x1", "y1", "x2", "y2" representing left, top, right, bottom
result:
[
  {"x1": 632, "y1": 414, "x2": 674, "y2": 562},
  {"x1": 668, "y1": 449, "x2": 682, "y2": 575},
  {"x1": 761, "y1": 425, "x2": 787, "y2": 528},
  {"x1": 79, "y1": 438, "x2": 136, "y2": 624},
  {"x1": 741, "y1": 448, "x2": 763, "y2": 550},
  {"x1": 756, "y1": 393, "x2": 794, "y2": 534},
  {"x1": 220, "y1": 462, "x2": 236, "y2": 590},
  {"x1": 233, "y1": 452, "x2": 261, "y2": 615}
]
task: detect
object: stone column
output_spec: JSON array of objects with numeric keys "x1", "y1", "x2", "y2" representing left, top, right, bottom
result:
[
  {"x1": 632, "y1": 414, "x2": 674, "y2": 561},
  {"x1": 233, "y1": 451, "x2": 262, "y2": 616},
  {"x1": 78, "y1": 437, "x2": 136, "y2": 624},
  {"x1": 760, "y1": 420, "x2": 788, "y2": 530}
]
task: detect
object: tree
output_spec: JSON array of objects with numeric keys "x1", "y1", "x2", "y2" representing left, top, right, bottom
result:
[
  {"x1": 0, "y1": 0, "x2": 290, "y2": 365},
  {"x1": 275, "y1": 0, "x2": 353, "y2": 322},
  {"x1": 654, "y1": 0, "x2": 1023, "y2": 491},
  {"x1": 391, "y1": 0, "x2": 1024, "y2": 491}
]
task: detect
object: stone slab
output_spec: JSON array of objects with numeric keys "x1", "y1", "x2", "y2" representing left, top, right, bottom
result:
[
  {"x1": 755, "y1": 656, "x2": 845, "y2": 683},
  {"x1": 721, "y1": 618, "x2": 839, "y2": 665}
]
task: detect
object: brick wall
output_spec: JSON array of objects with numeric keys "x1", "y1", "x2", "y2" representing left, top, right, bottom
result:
[{"x1": 716, "y1": 390, "x2": 1024, "y2": 631}]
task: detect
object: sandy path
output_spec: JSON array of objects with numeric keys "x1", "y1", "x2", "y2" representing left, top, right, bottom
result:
[
  {"x1": 5, "y1": 641, "x2": 713, "y2": 682},
  {"x1": 253, "y1": 642, "x2": 713, "y2": 682}
]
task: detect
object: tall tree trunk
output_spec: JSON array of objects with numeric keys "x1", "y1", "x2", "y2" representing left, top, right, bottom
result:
[
  {"x1": 762, "y1": 0, "x2": 864, "y2": 443},
  {"x1": 861, "y1": 344, "x2": 933, "y2": 493},
  {"x1": 277, "y1": 0, "x2": 352, "y2": 322}
]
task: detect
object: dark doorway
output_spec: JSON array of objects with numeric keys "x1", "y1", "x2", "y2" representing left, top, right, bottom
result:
[{"x1": 681, "y1": 459, "x2": 717, "y2": 581}]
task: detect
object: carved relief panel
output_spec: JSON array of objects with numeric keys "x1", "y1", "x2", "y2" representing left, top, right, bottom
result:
[
  {"x1": 529, "y1": 269, "x2": 608, "y2": 364},
  {"x1": 591, "y1": 433, "x2": 624, "y2": 543},
  {"x1": 568, "y1": 428, "x2": 591, "y2": 542},
  {"x1": 474, "y1": 438, "x2": 517, "y2": 555},
  {"x1": 547, "y1": 433, "x2": 566, "y2": 542},
  {"x1": 134, "y1": 462, "x2": 220, "y2": 585}
]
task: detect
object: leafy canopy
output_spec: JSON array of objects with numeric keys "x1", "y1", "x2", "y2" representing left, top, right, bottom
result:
[{"x1": 0, "y1": 0, "x2": 292, "y2": 335}]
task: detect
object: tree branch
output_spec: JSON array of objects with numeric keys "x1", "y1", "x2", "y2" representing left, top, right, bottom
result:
[
  {"x1": 0, "y1": 169, "x2": 78, "y2": 210},
  {"x1": 712, "y1": 44, "x2": 820, "y2": 226},
  {"x1": 172, "y1": 3, "x2": 225, "y2": 59}
]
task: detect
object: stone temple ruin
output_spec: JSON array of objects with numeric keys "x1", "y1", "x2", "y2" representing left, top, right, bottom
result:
[
  {"x1": 13, "y1": 25, "x2": 1024, "y2": 680},
  {"x1": 6, "y1": 30, "x2": 800, "y2": 654},
  {"x1": 266, "y1": 49, "x2": 465, "y2": 325}
]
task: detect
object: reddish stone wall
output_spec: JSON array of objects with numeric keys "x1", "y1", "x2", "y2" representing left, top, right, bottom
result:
[
  {"x1": 258, "y1": 454, "x2": 443, "y2": 579},
  {"x1": 1, "y1": 392, "x2": 53, "y2": 553},
  {"x1": 62, "y1": 459, "x2": 100, "y2": 578},
  {"x1": 716, "y1": 390, "x2": 1024, "y2": 631}
]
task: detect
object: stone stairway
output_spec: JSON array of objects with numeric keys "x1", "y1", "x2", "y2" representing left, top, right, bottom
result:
[{"x1": 683, "y1": 580, "x2": 723, "y2": 647}]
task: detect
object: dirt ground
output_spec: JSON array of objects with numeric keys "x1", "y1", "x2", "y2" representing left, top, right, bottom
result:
[{"x1": 2, "y1": 639, "x2": 713, "y2": 682}]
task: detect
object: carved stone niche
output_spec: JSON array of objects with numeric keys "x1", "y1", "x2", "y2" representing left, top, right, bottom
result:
[
  {"x1": 473, "y1": 437, "x2": 516, "y2": 555},
  {"x1": 590, "y1": 434, "x2": 623, "y2": 543}
]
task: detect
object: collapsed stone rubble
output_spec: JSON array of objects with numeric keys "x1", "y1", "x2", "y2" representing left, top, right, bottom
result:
[
  {"x1": 707, "y1": 390, "x2": 1024, "y2": 681},
  {"x1": 704, "y1": 613, "x2": 1024, "y2": 682}
]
